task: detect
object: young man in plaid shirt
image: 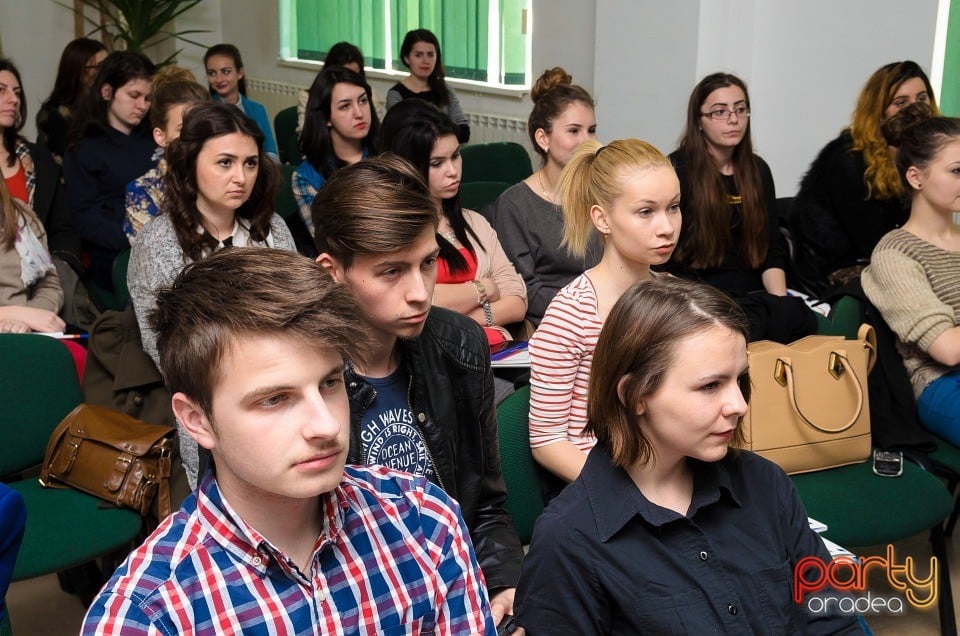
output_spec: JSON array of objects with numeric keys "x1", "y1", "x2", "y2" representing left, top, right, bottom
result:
[{"x1": 82, "y1": 248, "x2": 495, "y2": 635}]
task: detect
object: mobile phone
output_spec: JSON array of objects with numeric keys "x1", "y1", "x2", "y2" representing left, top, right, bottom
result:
[
  {"x1": 497, "y1": 614, "x2": 518, "y2": 636},
  {"x1": 872, "y1": 450, "x2": 903, "y2": 478}
]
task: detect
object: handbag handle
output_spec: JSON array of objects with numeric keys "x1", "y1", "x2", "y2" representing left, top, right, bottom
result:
[{"x1": 773, "y1": 352, "x2": 864, "y2": 434}]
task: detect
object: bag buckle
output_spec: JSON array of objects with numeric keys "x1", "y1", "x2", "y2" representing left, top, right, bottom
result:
[
  {"x1": 774, "y1": 359, "x2": 789, "y2": 387},
  {"x1": 829, "y1": 352, "x2": 845, "y2": 380}
]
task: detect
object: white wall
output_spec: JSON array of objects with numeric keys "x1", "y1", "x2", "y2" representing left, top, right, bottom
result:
[
  {"x1": 0, "y1": 0, "x2": 944, "y2": 194},
  {"x1": 0, "y1": 0, "x2": 78, "y2": 141},
  {"x1": 594, "y1": 0, "x2": 940, "y2": 195},
  {"x1": 594, "y1": 0, "x2": 701, "y2": 153},
  {"x1": 747, "y1": 0, "x2": 938, "y2": 194}
]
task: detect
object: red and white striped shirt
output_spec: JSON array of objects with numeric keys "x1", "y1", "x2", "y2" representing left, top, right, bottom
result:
[{"x1": 529, "y1": 273, "x2": 602, "y2": 451}]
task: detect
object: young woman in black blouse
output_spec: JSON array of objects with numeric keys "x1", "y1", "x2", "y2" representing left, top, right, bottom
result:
[
  {"x1": 515, "y1": 277, "x2": 862, "y2": 635},
  {"x1": 666, "y1": 72, "x2": 815, "y2": 342}
]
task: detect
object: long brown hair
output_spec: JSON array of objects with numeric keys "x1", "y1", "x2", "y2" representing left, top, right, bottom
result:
[
  {"x1": 163, "y1": 101, "x2": 278, "y2": 262},
  {"x1": 674, "y1": 73, "x2": 766, "y2": 270},
  {"x1": 0, "y1": 177, "x2": 23, "y2": 249},
  {"x1": 399, "y1": 29, "x2": 450, "y2": 106},
  {"x1": 850, "y1": 61, "x2": 939, "y2": 201}
]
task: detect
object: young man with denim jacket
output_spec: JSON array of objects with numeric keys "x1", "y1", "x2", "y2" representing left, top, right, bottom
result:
[{"x1": 314, "y1": 154, "x2": 524, "y2": 625}]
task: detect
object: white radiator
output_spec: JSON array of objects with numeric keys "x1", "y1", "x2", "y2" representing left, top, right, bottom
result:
[{"x1": 247, "y1": 77, "x2": 534, "y2": 158}]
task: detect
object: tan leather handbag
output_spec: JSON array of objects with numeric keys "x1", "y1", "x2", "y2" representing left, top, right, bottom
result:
[
  {"x1": 739, "y1": 324, "x2": 877, "y2": 474},
  {"x1": 40, "y1": 404, "x2": 175, "y2": 519}
]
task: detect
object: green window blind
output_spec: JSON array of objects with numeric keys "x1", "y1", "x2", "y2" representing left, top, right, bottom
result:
[{"x1": 282, "y1": 0, "x2": 528, "y2": 86}]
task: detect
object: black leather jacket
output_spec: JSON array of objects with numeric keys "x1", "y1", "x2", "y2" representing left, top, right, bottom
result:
[{"x1": 345, "y1": 307, "x2": 523, "y2": 591}]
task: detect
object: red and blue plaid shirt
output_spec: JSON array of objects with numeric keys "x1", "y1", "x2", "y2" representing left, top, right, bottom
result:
[{"x1": 82, "y1": 465, "x2": 495, "y2": 635}]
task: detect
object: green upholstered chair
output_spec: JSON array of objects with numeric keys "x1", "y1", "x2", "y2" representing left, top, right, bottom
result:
[
  {"x1": 460, "y1": 142, "x2": 533, "y2": 185},
  {"x1": 495, "y1": 385, "x2": 545, "y2": 544},
  {"x1": 0, "y1": 335, "x2": 142, "y2": 584},
  {"x1": 112, "y1": 249, "x2": 131, "y2": 311},
  {"x1": 275, "y1": 164, "x2": 317, "y2": 259},
  {"x1": 791, "y1": 461, "x2": 955, "y2": 634},
  {"x1": 929, "y1": 440, "x2": 960, "y2": 535},
  {"x1": 274, "y1": 105, "x2": 300, "y2": 165},
  {"x1": 460, "y1": 180, "x2": 511, "y2": 216}
]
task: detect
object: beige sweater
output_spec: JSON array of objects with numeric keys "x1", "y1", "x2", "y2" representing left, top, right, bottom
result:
[
  {"x1": 463, "y1": 208, "x2": 527, "y2": 307},
  {"x1": 0, "y1": 204, "x2": 63, "y2": 313},
  {"x1": 862, "y1": 228, "x2": 960, "y2": 397}
]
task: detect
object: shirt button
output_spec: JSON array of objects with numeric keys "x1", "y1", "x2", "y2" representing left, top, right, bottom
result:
[
  {"x1": 252, "y1": 556, "x2": 262, "y2": 566},
  {"x1": 417, "y1": 413, "x2": 426, "y2": 423},
  {"x1": 699, "y1": 551, "x2": 708, "y2": 561},
  {"x1": 318, "y1": 589, "x2": 326, "y2": 601},
  {"x1": 349, "y1": 381, "x2": 357, "y2": 388},
  {"x1": 727, "y1": 603, "x2": 738, "y2": 615}
]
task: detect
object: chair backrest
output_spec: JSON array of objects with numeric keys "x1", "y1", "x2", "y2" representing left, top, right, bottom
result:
[
  {"x1": 112, "y1": 249, "x2": 132, "y2": 310},
  {"x1": 461, "y1": 142, "x2": 533, "y2": 185},
  {"x1": 0, "y1": 335, "x2": 84, "y2": 476},
  {"x1": 460, "y1": 180, "x2": 511, "y2": 217},
  {"x1": 274, "y1": 105, "x2": 300, "y2": 165},
  {"x1": 275, "y1": 164, "x2": 318, "y2": 258},
  {"x1": 495, "y1": 385, "x2": 545, "y2": 543}
]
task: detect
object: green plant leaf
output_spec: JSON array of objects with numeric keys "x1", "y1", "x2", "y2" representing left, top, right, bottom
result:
[{"x1": 52, "y1": 0, "x2": 210, "y2": 64}]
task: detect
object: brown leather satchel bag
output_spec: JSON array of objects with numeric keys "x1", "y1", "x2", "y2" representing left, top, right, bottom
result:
[
  {"x1": 739, "y1": 324, "x2": 877, "y2": 474},
  {"x1": 40, "y1": 404, "x2": 175, "y2": 518}
]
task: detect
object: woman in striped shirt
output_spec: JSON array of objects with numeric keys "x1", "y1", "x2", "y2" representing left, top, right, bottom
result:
[{"x1": 528, "y1": 138, "x2": 681, "y2": 484}]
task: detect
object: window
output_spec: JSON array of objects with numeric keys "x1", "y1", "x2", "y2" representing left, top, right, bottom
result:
[
  {"x1": 933, "y1": 0, "x2": 960, "y2": 115},
  {"x1": 279, "y1": 0, "x2": 530, "y2": 87}
]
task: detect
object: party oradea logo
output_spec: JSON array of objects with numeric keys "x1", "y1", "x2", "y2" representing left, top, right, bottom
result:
[{"x1": 794, "y1": 545, "x2": 938, "y2": 615}]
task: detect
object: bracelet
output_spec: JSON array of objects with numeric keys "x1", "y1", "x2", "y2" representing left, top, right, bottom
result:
[
  {"x1": 472, "y1": 280, "x2": 486, "y2": 307},
  {"x1": 481, "y1": 300, "x2": 494, "y2": 326}
]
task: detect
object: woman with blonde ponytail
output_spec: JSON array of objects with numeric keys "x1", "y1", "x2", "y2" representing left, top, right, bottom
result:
[{"x1": 528, "y1": 138, "x2": 681, "y2": 484}]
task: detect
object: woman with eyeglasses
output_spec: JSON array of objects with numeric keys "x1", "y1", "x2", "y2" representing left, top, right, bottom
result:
[
  {"x1": 665, "y1": 72, "x2": 816, "y2": 343},
  {"x1": 791, "y1": 61, "x2": 939, "y2": 297}
]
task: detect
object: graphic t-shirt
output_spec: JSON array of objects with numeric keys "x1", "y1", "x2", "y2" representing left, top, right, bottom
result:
[{"x1": 360, "y1": 366, "x2": 437, "y2": 483}]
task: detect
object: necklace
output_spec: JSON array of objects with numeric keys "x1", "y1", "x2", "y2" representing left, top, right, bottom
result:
[
  {"x1": 438, "y1": 221, "x2": 458, "y2": 245},
  {"x1": 537, "y1": 170, "x2": 556, "y2": 204}
]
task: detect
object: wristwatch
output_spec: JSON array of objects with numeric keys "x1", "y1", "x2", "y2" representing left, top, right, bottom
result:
[
  {"x1": 481, "y1": 300, "x2": 494, "y2": 326},
  {"x1": 472, "y1": 280, "x2": 486, "y2": 306}
]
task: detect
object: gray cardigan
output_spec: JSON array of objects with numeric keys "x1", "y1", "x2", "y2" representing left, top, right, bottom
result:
[
  {"x1": 490, "y1": 182, "x2": 601, "y2": 326},
  {"x1": 128, "y1": 212, "x2": 296, "y2": 487}
]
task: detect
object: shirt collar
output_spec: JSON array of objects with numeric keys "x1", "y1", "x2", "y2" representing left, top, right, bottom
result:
[
  {"x1": 581, "y1": 445, "x2": 742, "y2": 542},
  {"x1": 194, "y1": 469, "x2": 347, "y2": 576}
]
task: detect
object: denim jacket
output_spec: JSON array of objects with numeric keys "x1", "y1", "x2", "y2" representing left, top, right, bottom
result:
[{"x1": 346, "y1": 306, "x2": 523, "y2": 592}]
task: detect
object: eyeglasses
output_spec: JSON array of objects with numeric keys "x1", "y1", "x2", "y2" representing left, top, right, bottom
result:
[
  {"x1": 701, "y1": 106, "x2": 750, "y2": 121},
  {"x1": 84, "y1": 64, "x2": 100, "y2": 71}
]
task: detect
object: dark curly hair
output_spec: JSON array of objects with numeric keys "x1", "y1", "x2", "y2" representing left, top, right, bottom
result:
[{"x1": 163, "y1": 101, "x2": 278, "y2": 261}]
